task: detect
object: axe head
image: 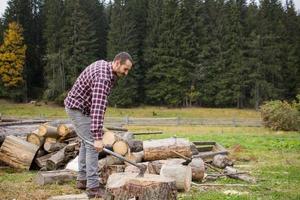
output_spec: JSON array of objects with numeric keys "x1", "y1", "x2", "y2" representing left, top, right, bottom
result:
[{"x1": 137, "y1": 164, "x2": 147, "y2": 177}]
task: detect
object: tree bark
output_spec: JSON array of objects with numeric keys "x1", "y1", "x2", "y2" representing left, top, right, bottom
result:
[
  {"x1": 143, "y1": 138, "x2": 192, "y2": 161},
  {"x1": 35, "y1": 169, "x2": 77, "y2": 185}
]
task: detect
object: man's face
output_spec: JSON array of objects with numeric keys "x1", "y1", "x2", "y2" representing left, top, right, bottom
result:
[{"x1": 115, "y1": 59, "x2": 133, "y2": 77}]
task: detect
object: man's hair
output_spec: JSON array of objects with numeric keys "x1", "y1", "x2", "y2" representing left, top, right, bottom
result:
[{"x1": 113, "y1": 52, "x2": 133, "y2": 65}]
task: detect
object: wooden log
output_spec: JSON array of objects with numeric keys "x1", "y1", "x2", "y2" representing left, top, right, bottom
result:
[
  {"x1": 103, "y1": 131, "x2": 133, "y2": 147},
  {"x1": 36, "y1": 149, "x2": 47, "y2": 158},
  {"x1": 26, "y1": 130, "x2": 45, "y2": 147},
  {"x1": 57, "y1": 124, "x2": 74, "y2": 137},
  {"x1": 105, "y1": 126, "x2": 128, "y2": 132},
  {"x1": 113, "y1": 140, "x2": 129, "y2": 156},
  {"x1": 45, "y1": 137, "x2": 57, "y2": 143},
  {"x1": 124, "y1": 162, "x2": 149, "y2": 174},
  {"x1": 38, "y1": 124, "x2": 59, "y2": 137},
  {"x1": 212, "y1": 155, "x2": 234, "y2": 169},
  {"x1": 192, "y1": 150, "x2": 228, "y2": 160},
  {"x1": 147, "y1": 159, "x2": 186, "y2": 175},
  {"x1": 46, "y1": 143, "x2": 77, "y2": 170},
  {"x1": 44, "y1": 142, "x2": 67, "y2": 153},
  {"x1": 124, "y1": 151, "x2": 144, "y2": 166},
  {"x1": 143, "y1": 138, "x2": 192, "y2": 161},
  {"x1": 190, "y1": 142, "x2": 199, "y2": 155},
  {"x1": 99, "y1": 164, "x2": 126, "y2": 185},
  {"x1": 128, "y1": 140, "x2": 143, "y2": 152},
  {"x1": 48, "y1": 193, "x2": 88, "y2": 200},
  {"x1": 0, "y1": 135, "x2": 39, "y2": 169},
  {"x1": 188, "y1": 158, "x2": 205, "y2": 182},
  {"x1": 132, "y1": 131, "x2": 163, "y2": 135},
  {"x1": 192, "y1": 141, "x2": 216, "y2": 145},
  {"x1": 35, "y1": 152, "x2": 57, "y2": 168},
  {"x1": 106, "y1": 172, "x2": 177, "y2": 200},
  {"x1": 224, "y1": 166, "x2": 256, "y2": 183},
  {"x1": 35, "y1": 169, "x2": 77, "y2": 185},
  {"x1": 98, "y1": 155, "x2": 124, "y2": 171},
  {"x1": 160, "y1": 164, "x2": 192, "y2": 192}
]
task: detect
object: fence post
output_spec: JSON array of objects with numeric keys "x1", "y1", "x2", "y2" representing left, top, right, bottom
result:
[
  {"x1": 176, "y1": 117, "x2": 181, "y2": 126},
  {"x1": 125, "y1": 115, "x2": 129, "y2": 125},
  {"x1": 232, "y1": 117, "x2": 237, "y2": 127}
]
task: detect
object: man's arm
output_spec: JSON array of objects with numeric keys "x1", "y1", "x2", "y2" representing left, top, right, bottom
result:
[{"x1": 91, "y1": 78, "x2": 110, "y2": 151}]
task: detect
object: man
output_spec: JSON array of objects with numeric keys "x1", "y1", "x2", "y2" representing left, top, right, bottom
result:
[{"x1": 64, "y1": 52, "x2": 133, "y2": 198}]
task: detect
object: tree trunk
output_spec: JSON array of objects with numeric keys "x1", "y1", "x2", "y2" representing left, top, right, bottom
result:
[
  {"x1": 105, "y1": 172, "x2": 177, "y2": 200},
  {"x1": 0, "y1": 135, "x2": 39, "y2": 169},
  {"x1": 143, "y1": 138, "x2": 192, "y2": 161},
  {"x1": 160, "y1": 164, "x2": 192, "y2": 192},
  {"x1": 35, "y1": 169, "x2": 77, "y2": 185}
]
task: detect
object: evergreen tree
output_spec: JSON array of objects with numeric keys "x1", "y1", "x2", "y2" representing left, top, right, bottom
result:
[
  {"x1": 107, "y1": 0, "x2": 146, "y2": 107},
  {"x1": 0, "y1": 22, "x2": 26, "y2": 101}
]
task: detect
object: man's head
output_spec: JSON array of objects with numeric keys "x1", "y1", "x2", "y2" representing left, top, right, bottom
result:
[{"x1": 112, "y1": 52, "x2": 133, "y2": 77}]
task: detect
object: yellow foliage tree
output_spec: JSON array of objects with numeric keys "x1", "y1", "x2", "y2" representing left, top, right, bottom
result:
[{"x1": 0, "y1": 22, "x2": 26, "y2": 88}]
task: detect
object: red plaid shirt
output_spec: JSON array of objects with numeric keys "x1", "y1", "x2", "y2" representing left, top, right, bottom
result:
[{"x1": 64, "y1": 60, "x2": 117, "y2": 140}]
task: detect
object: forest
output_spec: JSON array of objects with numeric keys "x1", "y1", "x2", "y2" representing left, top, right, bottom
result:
[{"x1": 0, "y1": 0, "x2": 299, "y2": 108}]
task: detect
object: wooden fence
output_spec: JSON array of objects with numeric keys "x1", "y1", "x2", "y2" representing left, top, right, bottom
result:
[{"x1": 104, "y1": 117, "x2": 262, "y2": 127}]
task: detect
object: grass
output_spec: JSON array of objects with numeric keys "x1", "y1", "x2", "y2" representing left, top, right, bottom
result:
[
  {"x1": 0, "y1": 99, "x2": 260, "y2": 119},
  {"x1": 0, "y1": 101, "x2": 299, "y2": 199}
]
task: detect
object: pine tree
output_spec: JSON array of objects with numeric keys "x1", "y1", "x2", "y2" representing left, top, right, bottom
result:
[
  {"x1": 107, "y1": 0, "x2": 146, "y2": 107},
  {"x1": 0, "y1": 22, "x2": 26, "y2": 100}
]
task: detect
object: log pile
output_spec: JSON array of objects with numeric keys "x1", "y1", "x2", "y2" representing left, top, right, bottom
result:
[{"x1": 0, "y1": 119, "x2": 256, "y2": 199}]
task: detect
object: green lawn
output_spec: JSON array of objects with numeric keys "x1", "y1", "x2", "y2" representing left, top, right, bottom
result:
[
  {"x1": 0, "y1": 100, "x2": 299, "y2": 199},
  {"x1": 0, "y1": 99, "x2": 260, "y2": 119}
]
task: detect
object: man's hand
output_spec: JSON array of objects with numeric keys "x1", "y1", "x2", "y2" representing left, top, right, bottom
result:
[{"x1": 94, "y1": 140, "x2": 104, "y2": 152}]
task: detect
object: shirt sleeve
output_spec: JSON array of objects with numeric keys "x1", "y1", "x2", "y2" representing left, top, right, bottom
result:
[{"x1": 90, "y1": 78, "x2": 110, "y2": 140}]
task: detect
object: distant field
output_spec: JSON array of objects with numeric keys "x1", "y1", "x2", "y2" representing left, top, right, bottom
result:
[
  {"x1": 0, "y1": 99, "x2": 261, "y2": 119},
  {"x1": 0, "y1": 125, "x2": 299, "y2": 200}
]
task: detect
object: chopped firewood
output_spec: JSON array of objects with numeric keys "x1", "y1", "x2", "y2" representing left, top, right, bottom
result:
[
  {"x1": 46, "y1": 143, "x2": 78, "y2": 170},
  {"x1": 35, "y1": 151, "x2": 57, "y2": 168},
  {"x1": 106, "y1": 172, "x2": 177, "y2": 200},
  {"x1": 160, "y1": 164, "x2": 192, "y2": 192},
  {"x1": 188, "y1": 158, "x2": 205, "y2": 181},
  {"x1": 224, "y1": 166, "x2": 256, "y2": 183},
  {"x1": 113, "y1": 140, "x2": 129, "y2": 156},
  {"x1": 44, "y1": 142, "x2": 67, "y2": 153},
  {"x1": 38, "y1": 124, "x2": 59, "y2": 138},
  {"x1": 143, "y1": 138, "x2": 192, "y2": 161},
  {"x1": 102, "y1": 131, "x2": 133, "y2": 147},
  {"x1": 0, "y1": 135, "x2": 39, "y2": 169},
  {"x1": 124, "y1": 151, "x2": 144, "y2": 166},
  {"x1": 35, "y1": 169, "x2": 77, "y2": 185},
  {"x1": 26, "y1": 129, "x2": 45, "y2": 147},
  {"x1": 98, "y1": 155, "x2": 124, "y2": 171},
  {"x1": 57, "y1": 124, "x2": 74, "y2": 137},
  {"x1": 212, "y1": 154, "x2": 234, "y2": 169}
]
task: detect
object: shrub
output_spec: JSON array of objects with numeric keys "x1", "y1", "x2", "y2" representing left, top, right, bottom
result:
[{"x1": 260, "y1": 95, "x2": 300, "y2": 131}]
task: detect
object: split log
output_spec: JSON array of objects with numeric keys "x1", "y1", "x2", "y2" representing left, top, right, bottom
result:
[
  {"x1": 46, "y1": 143, "x2": 77, "y2": 170},
  {"x1": 124, "y1": 151, "x2": 144, "y2": 166},
  {"x1": 160, "y1": 164, "x2": 192, "y2": 192},
  {"x1": 188, "y1": 158, "x2": 205, "y2": 181},
  {"x1": 35, "y1": 169, "x2": 77, "y2": 185},
  {"x1": 44, "y1": 142, "x2": 67, "y2": 153},
  {"x1": 38, "y1": 124, "x2": 59, "y2": 138},
  {"x1": 212, "y1": 155, "x2": 234, "y2": 169},
  {"x1": 98, "y1": 155, "x2": 124, "y2": 171},
  {"x1": 113, "y1": 140, "x2": 129, "y2": 156},
  {"x1": 48, "y1": 193, "x2": 88, "y2": 200},
  {"x1": 224, "y1": 166, "x2": 256, "y2": 183},
  {"x1": 106, "y1": 172, "x2": 177, "y2": 200},
  {"x1": 99, "y1": 164, "x2": 126, "y2": 184},
  {"x1": 0, "y1": 135, "x2": 39, "y2": 169},
  {"x1": 143, "y1": 138, "x2": 192, "y2": 161},
  {"x1": 26, "y1": 130, "x2": 45, "y2": 147}
]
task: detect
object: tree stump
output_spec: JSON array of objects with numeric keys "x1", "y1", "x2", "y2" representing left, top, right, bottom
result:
[
  {"x1": 105, "y1": 172, "x2": 177, "y2": 200},
  {"x1": 0, "y1": 135, "x2": 39, "y2": 169}
]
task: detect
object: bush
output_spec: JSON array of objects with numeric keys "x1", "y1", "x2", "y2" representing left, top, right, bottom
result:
[{"x1": 260, "y1": 95, "x2": 300, "y2": 131}]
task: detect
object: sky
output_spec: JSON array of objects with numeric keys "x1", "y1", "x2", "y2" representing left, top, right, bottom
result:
[{"x1": 0, "y1": 0, "x2": 299, "y2": 16}]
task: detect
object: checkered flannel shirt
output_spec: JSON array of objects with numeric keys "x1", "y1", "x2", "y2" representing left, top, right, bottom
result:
[{"x1": 64, "y1": 60, "x2": 117, "y2": 140}]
